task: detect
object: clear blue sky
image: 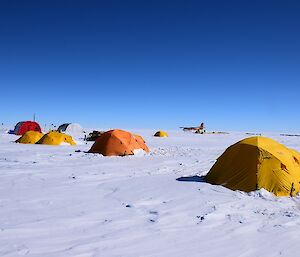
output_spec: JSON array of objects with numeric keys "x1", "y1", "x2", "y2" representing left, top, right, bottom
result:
[{"x1": 0, "y1": 0, "x2": 299, "y2": 132}]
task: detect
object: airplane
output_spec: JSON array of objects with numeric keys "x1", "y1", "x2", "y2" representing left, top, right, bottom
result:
[{"x1": 180, "y1": 122, "x2": 205, "y2": 131}]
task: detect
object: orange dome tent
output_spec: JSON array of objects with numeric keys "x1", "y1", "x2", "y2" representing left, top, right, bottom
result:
[{"x1": 88, "y1": 129, "x2": 149, "y2": 156}]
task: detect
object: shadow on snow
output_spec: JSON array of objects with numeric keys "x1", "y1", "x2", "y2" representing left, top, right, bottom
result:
[{"x1": 176, "y1": 175, "x2": 206, "y2": 183}]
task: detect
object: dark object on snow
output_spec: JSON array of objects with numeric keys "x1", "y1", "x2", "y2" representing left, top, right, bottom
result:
[
  {"x1": 280, "y1": 134, "x2": 300, "y2": 137},
  {"x1": 85, "y1": 130, "x2": 105, "y2": 141},
  {"x1": 195, "y1": 129, "x2": 206, "y2": 134}
]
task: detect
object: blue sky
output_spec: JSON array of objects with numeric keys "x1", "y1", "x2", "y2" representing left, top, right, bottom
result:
[{"x1": 0, "y1": 0, "x2": 299, "y2": 131}]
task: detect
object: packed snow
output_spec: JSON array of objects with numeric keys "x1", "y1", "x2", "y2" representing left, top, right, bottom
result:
[{"x1": 1, "y1": 130, "x2": 300, "y2": 257}]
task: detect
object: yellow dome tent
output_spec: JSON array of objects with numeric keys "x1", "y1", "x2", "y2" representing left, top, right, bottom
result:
[
  {"x1": 16, "y1": 131, "x2": 44, "y2": 144},
  {"x1": 206, "y1": 136, "x2": 300, "y2": 197},
  {"x1": 154, "y1": 131, "x2": 168, "y2": 137},
  {"x1": 36, "y1": 131, "x2": 76, "y2": 146}
]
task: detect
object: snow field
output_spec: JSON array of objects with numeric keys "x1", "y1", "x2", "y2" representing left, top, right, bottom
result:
[{"x1": 0, "y1": 130, "x2": 300, "y2": 256}]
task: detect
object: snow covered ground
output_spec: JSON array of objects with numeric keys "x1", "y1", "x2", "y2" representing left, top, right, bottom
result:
[{"x1": 1, "y1": 130, "x2": 300, "y2": 257}]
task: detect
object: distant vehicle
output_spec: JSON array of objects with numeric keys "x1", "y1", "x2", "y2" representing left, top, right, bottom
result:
[{"x1": 85, "y1": 130, "x2": 105, "y2": 141}]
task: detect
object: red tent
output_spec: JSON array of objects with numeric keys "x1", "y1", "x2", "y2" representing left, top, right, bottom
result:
[{"x1": 14, "y1": 121, "x2": 42, "y2": 135}]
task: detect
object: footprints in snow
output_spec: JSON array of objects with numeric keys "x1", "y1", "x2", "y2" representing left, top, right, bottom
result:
[
  {"x1": 123, "y1": 202, "x2": 160, "y2": 224},
  {"x1": 149, "y1": 210, "x2": 159, "y2": 223}
]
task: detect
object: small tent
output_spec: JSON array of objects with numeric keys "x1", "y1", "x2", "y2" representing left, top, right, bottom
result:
[
  {"x1": 88, "y1": 129, "x2": 149, "y2": 156},
  {"x1": 57, "y1": 123, "x2": 84, "y2": 137},
  {"x1": 206, "y1": 136, "x2": 300, "y2": 197},
  {"x1": 16, "y1": 131, "x2": 44, "y2": 144},
  {"x1": 154, "y1": 131, "x2": 168, "y2": 137},
  {"x1": 14, "y1": 121, "x2": 42, "y2": 135},
  {"x1": 36, "y1": 131, "x2": 76, "y2": 146}
]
